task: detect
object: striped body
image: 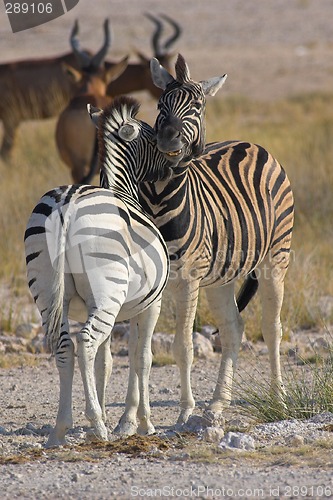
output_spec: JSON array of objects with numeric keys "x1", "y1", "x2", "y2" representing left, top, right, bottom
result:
[
  {"x1": 147, "y1": 55, "x2": 294, "y2": 424},
  {"x1": 24, "y1": 97, "x2": 171, "y2": 446},
  {"x1": 141, "y1": 140, "x2": 293, "y2": 288},
  {"x1": 26, "y1": 185, "x2": 168, "y2": 327}
]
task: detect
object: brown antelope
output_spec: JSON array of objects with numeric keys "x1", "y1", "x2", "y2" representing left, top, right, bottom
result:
[
  {"x1": 0, "y1": 21, "x2": 92, "y2": 161},
  {"x1": 106, "y1": 13, "x2": 182, "y2": 98},
  {"x1": 55, "y1": 20, "x2": 128, "y2": 184}
]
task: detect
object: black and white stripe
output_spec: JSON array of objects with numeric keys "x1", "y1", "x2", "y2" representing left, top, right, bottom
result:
[
  {"x1": 24, "y1": 96, "x2": 171, "y2": 445},
  {"x1": 142, "y1": 55, "x2": 294, "y2": 423}
]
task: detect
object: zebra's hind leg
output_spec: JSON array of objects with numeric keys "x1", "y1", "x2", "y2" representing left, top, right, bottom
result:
[
  {"x1": 114, "y1": 300, "x2": 161, "y2": 436},
  {"x1": 46, "y1": 315, "x2": 75, "y2": 448},
  {"x1": 136, "y1": 300, "x2": 161, "y2": 435},
  {"x1": 205, "y1": 283, "x2": 244, "y2": 416},
  {"x1": 113, "y1": 320, "x2": 139, "y2": 436},
  {"x1": 256, "y1": 256, "x2": 286, "y2": 402},
  {"x1": 95, "y1": 336, "x2": 113, "y2": 421},
  {"x1": 77, "y1": 312, "x2": 115, "y2": 443}
]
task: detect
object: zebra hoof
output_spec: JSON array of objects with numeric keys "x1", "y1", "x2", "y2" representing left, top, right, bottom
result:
[
  {"x1": 176, "y1": 408, "x2": 193, "y2": 425},
  {"x1": 138, "y1": 421, "x2": 155, "y2": 435},
  {"x1": 86, "y1": 427, "x2": 108, "y2": 443},
  {"x1": 45, "y1": 429, "x2": 67, "y2": 449},
  {"x1": 203, "y1": 409, "x2": 225, "y2": 428},
  {"x1": 113, "y1": 419, "x2": 138, "y2": 437}
]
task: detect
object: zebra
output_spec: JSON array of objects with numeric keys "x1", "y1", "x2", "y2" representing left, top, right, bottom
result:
[
  {"x1": 137, "y1": 54, "x2": 295, "y2": 424},
  {"x1": 24, "y1": 96, "x2": 172, "y2": 447}
]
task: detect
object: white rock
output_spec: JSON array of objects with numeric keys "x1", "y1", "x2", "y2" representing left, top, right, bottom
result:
[
  {"x1": 203, "y1": 426, "x2": 225, "y2": 443},
  {"x1": 192, "y1": 331, "x2": 214, "y2": 358},
  {"x1": 219, "y1": 432, "x2": 255, "y2": 451}
]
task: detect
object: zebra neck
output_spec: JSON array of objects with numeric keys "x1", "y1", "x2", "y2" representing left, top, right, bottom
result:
[{"x1": 100, "y1": 157, "x2": 139, "y2": 203}]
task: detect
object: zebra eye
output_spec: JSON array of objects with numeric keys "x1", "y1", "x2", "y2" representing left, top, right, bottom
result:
[{"x1": 191, "y1": 100, "x2": 202, "y2": 110}]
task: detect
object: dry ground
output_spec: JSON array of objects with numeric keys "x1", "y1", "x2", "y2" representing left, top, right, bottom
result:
[{"x1": 1, "y1": 0, "x2": 333, "y2": 498}]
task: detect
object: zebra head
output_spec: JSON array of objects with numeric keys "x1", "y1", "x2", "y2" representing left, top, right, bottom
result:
[
  {"x1": 88, "y1": 96, "x2": 174, "y2": 189},
  {"x1": 150, "y1": 54, "x2": 227, "y2": 166}
]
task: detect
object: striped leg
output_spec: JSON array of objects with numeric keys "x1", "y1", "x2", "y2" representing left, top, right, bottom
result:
[
  {"x1": 95, "y1": 336, "x2": 113, "y2": 421},
  {"x1": 46, "y1": 310, "x2": 75, "y2": 448},
  {"x1": 257, "y1": 255, "x2": 286, "y2": 400},
  {"x1": 115, "y1": 300, "x2": 161, "y2": 436},
  {"x1": 77, "y1": 311, "x2": 115, "y2": 442},
  {"x1": 173, "y1": 282, "x2": 199, "y2": 425},
  {"x1": 114, "y1": 319, "x2": 139, "y2": 436},
  {"x1": 136, "y1": 300, "x2": 161, "y2": 435},
  {"x1": 205, "y1": 283, "x2": 244, "y2": 414}
]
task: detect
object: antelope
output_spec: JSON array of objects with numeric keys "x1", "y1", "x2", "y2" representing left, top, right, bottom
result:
[
  {"x1": 0, "y1": 21, "x2": 94, "y2": 161},
  {"x1": 106, "y1": 13, "x2": 182, "y2": 99},
  {"x1": 55, "y1": 20, "x2": 128, "y2": 184}
]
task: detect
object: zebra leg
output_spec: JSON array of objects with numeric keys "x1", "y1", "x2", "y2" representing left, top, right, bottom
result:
[
  {"x1": 114, "y1": 318, "x2": 139, "y2": 436},
  {"x1": 115, "y1": 300, "x2": 161, "y2": 436},
  {"x1": 77, "y1": 315, "x2": 112, "y2": 443},
  {"x1": 257, "y1": 256, "x2": 286, "y2": 401},
  {"x1": 136, "y1": 300, "x2": 161, "y2": 435},
  {"x1": 46, "y1": 315, "x2": 75, "y2": 448},
  {"x1": 205, "y1": 283, "x2": 244, "y2": 415},
  {"x1": 173, "y1": 283, "x2": 200, "y2": 425},
  {"x1": 95, "y1": 336, "x2": 113, "y2": 421}
]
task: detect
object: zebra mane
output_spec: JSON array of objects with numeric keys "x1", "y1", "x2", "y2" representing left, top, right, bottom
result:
[
  {"x1": 175, "y1": 53, "x2": 191, "y2": 83},
  {"x1": 102, "y1": 95, "x2": 141, "y2": 123},
  {"x1": 97, "y1": 96, "x2": 142, "y2": 189}
]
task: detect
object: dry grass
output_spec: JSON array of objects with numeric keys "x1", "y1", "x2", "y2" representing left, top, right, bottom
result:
[
  {"x1": 1, "y1": 92, "x2": 333, "y2": 340},
  {"x1": 2, "y1": 432, "x2": 332, "y2": 467}
]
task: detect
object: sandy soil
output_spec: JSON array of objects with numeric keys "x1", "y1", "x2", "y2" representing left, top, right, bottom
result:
[
  {"x1": 1, "y1": 0, "x2": 333, "y2": 498},
  {"x1": 1, "y1": 347, "x2": 333, "y2": 499}
]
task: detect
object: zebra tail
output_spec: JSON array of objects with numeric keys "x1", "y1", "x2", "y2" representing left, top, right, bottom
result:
[
  {"x1": 236, "y1": 270, "x2": 258, "y2": 313},
  {"x1": 45, "y1": 217, "x2": 67, "y2": 356}
]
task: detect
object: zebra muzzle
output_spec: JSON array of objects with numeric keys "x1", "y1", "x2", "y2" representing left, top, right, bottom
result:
[{"x1": 166, "y1": 150, "x2": 182, "y2": 157}]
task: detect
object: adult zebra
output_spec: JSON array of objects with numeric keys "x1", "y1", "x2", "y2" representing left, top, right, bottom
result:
[
  {"x1": 138, "y1": 54, "x2": 294, "y2": 424},
  {"x1": 24, "y1": 96, "x2": 171, "y2": 446}
]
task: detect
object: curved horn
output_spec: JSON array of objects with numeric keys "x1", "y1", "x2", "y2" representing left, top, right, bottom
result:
[
  {"x1": 159, "y1": 14, "x2": 182, "y2": 51},
  {"x1": 90, "y1": 19, "x2": 111, "y2": 69},
  {"x1": 70, "y1": 19, "x2": 91, "y2": 68},
  {"x1": 144, "y1": 12, "x2": 164, "y2": 56}
]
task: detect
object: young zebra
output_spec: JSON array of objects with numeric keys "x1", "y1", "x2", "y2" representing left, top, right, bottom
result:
[
  {"x1": 138, "y1": 54, "x2": 294, "y2": 424},
  {"x1": 24, "y1": 96, "x2": 171, "y2": 447}
]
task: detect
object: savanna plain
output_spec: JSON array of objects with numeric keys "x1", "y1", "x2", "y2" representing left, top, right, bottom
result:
[{"x1": 0, "y1": 0, "x2": 333, "y2": 498}]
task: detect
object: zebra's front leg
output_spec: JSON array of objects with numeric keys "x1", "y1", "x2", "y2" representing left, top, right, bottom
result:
[
  {"x1": 205, "y1": 284, "x2": 244, "y2": 415},
  {"x1": 46, "y1": 320, "x2": 75, "y2": 448},
  {"x1": 77, "y1": 320, "x2": 110, "y2": 443},
  {"x1": 173, "y1": 283, "x2": 200, "y2": 425},
  {"x1": 95, "y1": 336, "x2": 113, "y2": 421}
]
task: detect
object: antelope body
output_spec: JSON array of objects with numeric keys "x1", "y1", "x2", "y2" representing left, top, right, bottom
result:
[{"x1": 55, "y1": 20, "x2": 128, "y2": 183}]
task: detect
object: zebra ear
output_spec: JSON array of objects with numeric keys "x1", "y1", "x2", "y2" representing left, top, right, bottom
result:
[
  {"x1": 87, "y1": 104, "x2": 103, "y2": 128},
  {"x1": 119, "y1": 123, "x2": 139, "y2": 142},
  {"x1": 200, "y1": 74, "x2": 227, "y2": 96},
  {"x1": 150, "y1": 57, "x2": 174, "y2": 89}
]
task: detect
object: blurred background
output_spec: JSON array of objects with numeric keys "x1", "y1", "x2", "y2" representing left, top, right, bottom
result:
[{"x1": 0, "y1": 0, "x2": 332, "y2": 340}]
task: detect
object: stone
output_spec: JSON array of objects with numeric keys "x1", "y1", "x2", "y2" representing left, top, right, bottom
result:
[
  {"x1": 203, "y1": 426, "x2": 225, "y2": 443},
  {"x1": 192, "y1": 331, "x2": 214, "y2": 358},
  {"x1": 15, "y1": 323, "x2": 41, "y2": 340},
  {"x1": 219, "y1": 432, "x2": 255, "y2": 451},
  {"x1": 151, "y1": 332, "x2": 174, "y2": 357}
]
